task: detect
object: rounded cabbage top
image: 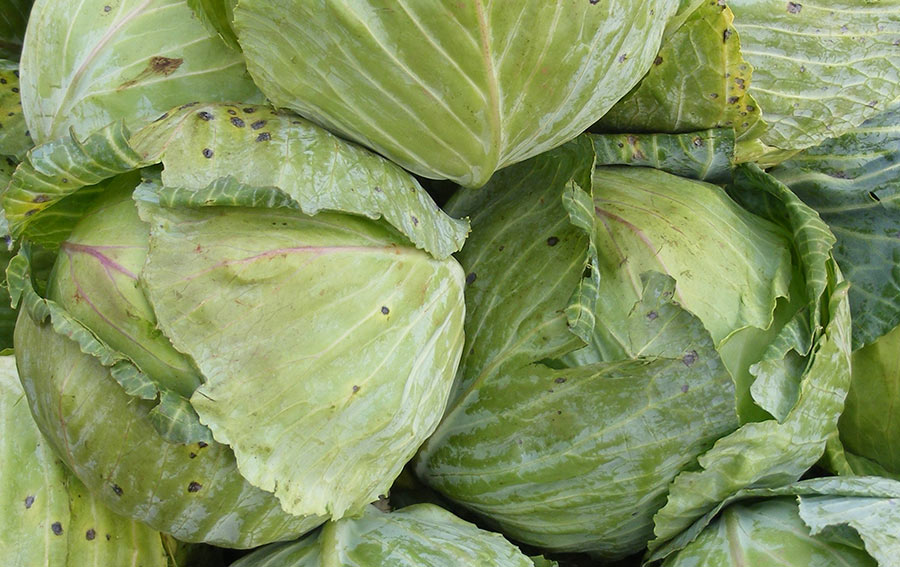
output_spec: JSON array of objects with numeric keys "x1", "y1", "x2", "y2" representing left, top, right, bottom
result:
[{"x1": 232, "y1": 0, "x2": 679, "y2": 186}]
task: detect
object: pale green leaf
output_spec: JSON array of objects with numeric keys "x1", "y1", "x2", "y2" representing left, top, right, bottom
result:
[
  {"x1": 129, "y1": 103, "x2": 468, "y2": 259},
  {"x1": 136, "y1": 188, "x2": 466, "y2": 519},
  {"x1": 20, "y1": 0, "x2": 261, "y2": 144},
  {"x1": 0, "y1": 354, "x2": 170, "y2": 567},
  {"x1": 770, "y1": 106, "x2": 900, "y2": 349},
  {"x1": 418, "y1": 274, "x2": 737, "y2": 558},
  {"x1": 2, "y1": 122, "x2": 144, "y2": 246},
  {"x1": 598, "y1": 1, "x2": 762, "y2": 143},
  {"x1": 662, "y1": 498, "x2": 876, "y2": 567},
  {"x1": 440, "y1": 137, "x2": 596, "y2": 404},
  {"x1": 654, "y1": 476, "x2": 900, "y2": 565},
  {"x1": 838, "y1": 323, "x2": 900, "y2": 475},
  {"x1": 0, "y1": 61, "x2": 31, "y2": 159},
  {"x1": 14, "y1": 308, "x2": 319, "y2": 547},
  {"x1": 649, "y1": 165, "x2": 852, "y2": 553},
  {"x1": 187, "y1": 0, "x2": 239, "y2": 50},
  {"x1": 233, "y1": 0, "x2": 679, "y2": 186},
  {"x1": 730, "y1": 0, "x2": 900, "y2": 159},
  {"x1": 233, "y1": 504, "x2": 546, "y2": 567},
  {"x1": 590, "y1": 128, "x2": 735, "y2": 184}
]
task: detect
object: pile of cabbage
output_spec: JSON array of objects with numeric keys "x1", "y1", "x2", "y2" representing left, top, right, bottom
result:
[{"x1": 2, "y1": 1, "x2": 900, "y2": 566}]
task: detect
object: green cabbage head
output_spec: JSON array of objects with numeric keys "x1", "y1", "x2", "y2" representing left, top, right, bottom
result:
[{"x1": 9, "y1": 102, "x2": 468, "y2": 547}]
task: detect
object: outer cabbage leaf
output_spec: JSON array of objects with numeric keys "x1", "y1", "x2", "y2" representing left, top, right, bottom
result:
[
  {"x1": 597, "y1": 0, "x2": 763, "y2": 147},
  {"x1": 835, "y1": 324, "x2": 900, "y2": 476},
  {"x1": 48, "y1": 180, "x2": 203, "y2": 398},
  {"x1": 136, "y1": 183, "x2": 465, "y2": 519},
  {"x1": 233, "y1": 0, "x2": 679, "y2": 187},
  {"x1": 19, "y1": 0, "x2": 261, "y2": 144},
  {"x1": 0, "y1": 0, "x2": 31, "y2": 60},
  {"x1": 654, "y1": 476, "x2": 900, "y2": 566},
  {"x1": 419, "y1": 274, "x2": 738, "y2": 558},
  {"x1": 661, "y1": 498, "x2": 876, "y2": 567},
  {"x1": 3, "y1": 122, "x2": 145, "y2": 247},
  {"x1": 770, "y1": 106, "x2": 900, "y2": 349},
  {"x1": 0, "y1": 354, "x2": 169, "y2": 567},
  {"x1": 187, "y1": 0, "x2": 239, "y2": 50},
  {"x1": 231, "y1": 504, "x2": 547, "y2": 567},
  {"x1": 729, "y1": 0, "x2": 900, "y2": 162},
  {"x1": 590, "y1": 128, "x2": 735, "y2": 184},
  {"x1": 14, "y1": 305, "x2": 317, "y2": 547},
  {"x1": 0, "y1": 61, "x2": 31, "y2": 159},
  {"x1": 651, "y1": 164, "x2": 852, "y2": 553},
  {"x1": 416, "y1": 140, "x2": 743, "y2": 558},
  {"x1": 568, "y1": 166, "x2": 791, "y2": 359},
  {"x1": 129, "y1": 103, "x2": 468, "y2": 259}
]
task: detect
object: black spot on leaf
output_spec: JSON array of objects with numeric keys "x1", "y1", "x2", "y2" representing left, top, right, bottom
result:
[
  {"x1": 555, "y1": 377, "x2": 567, "y2": 384},
  {"x1": 256, "y1": 132, "x2": 271, "y2": 142},
  {"x1": 202, "y1": 148, "x2": 213, "y2": 159},
  {"x1": 465, "y1": 272, "x2": 477, "y2": 285},
  {"x1": 112, "y1": 484, "x2": 123, "y2": 496},
  {"x1": 647, "y1": 311, "x2": 658, "y2": 321},
  {"x1": 198, "y1": 111, "x2": 213, "y2": 121},
  {"x1": 251, "y1": 120, "x2": 267, "y2": 130},
  {"x1": 547, "y1": 236, "x2": 559, "y2": 246},
  {"x1": 24, "y1": 495, "x2": 34, "y2": 509},
  {"x1": 86, "y1": 529, "x2": 96, "y2": 541},
  {"x1": 682, "y1": 350, "x2": 699, "y2": 366},
  {"x1": 231, "y1": 117, "x2": 245, "y2": 128},
  {"x1": 787, "y1": 2, "x2": 802, "y2": 14},
  {"x1": 51, "y1": 522, "x2": 63, "y2": 536},
  {"x1": 188, "y1": 481, "x2": 202, "y2": 493},
  {"x1": 381, "y1": 306, "x2": 390, "y2": 315},
  {"x1": 654, "y1": 55, "x2": 663, "y2": 65}
]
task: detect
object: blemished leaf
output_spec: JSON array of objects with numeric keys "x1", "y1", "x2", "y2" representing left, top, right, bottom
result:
[
  {"x1": 0, "y1": 354, "x2": 170, "y2": 567},
  {"x1": 598, "y1": 1, "x2": 761, "y2": 141},
  {"x1": 129, "y1": 103, "x2": 469, "y2": 259},
  {"x1": 730, "y1": 0, "x2": 900, "y2": 162},
  {"x1": 15, "y1": 306, "x2": 319, "y2": 547},
  {"x1": 0, "y1": 61, "x2": 32, "y2": 159},
  {"x1": 590, "y1": 128, "x2": 735, "y2": 184},
  {"x1": 137, "y1": 181, "x2": 465, "y2": 518},
  {"x1": 20, "y1": 0, "x2": 261, "y2": 144}
]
